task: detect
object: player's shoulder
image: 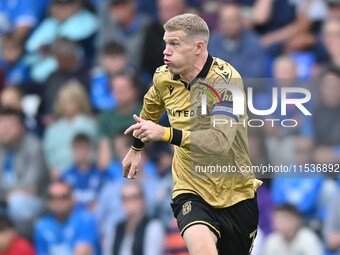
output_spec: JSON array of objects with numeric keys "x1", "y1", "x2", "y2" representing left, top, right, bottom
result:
[
  {"x1": 211, "y1": 57, "x2": 242, "y2": 80},
  {"x1": 153, "y1": 64, "x2": 174, "y2": 85},
  {"x1": 155, "y1": 64, "x2": 169, "y2": 74}
]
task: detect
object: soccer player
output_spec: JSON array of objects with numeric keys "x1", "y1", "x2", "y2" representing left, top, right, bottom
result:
[{"x1": 123, "y1": 13, "x2": 262, "y2": 255}]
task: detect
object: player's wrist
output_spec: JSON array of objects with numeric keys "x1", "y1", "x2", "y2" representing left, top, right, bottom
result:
[
  {"x1": 131, "y1": 136, "x2": 144, "y2": 151},
  {"x1": 162, "y1": 127, "x2": 171, "y2": 142},
  {"x1": 162, "y1": 127, "x2": 182, "y2": 146}
]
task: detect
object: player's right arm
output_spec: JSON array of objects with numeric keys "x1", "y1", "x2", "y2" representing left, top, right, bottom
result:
[{"x1": 122, "y1": 73, "x2": 165, "y2": 179}]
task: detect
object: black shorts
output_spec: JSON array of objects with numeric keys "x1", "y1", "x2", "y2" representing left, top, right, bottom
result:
[{"x1": 170, "y1": 193, "x2": 259, "y2": 255}]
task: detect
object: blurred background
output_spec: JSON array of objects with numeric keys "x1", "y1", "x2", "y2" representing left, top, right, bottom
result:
[{"x1": 0, "y1": 0, "x2": 339, "y2": 254}]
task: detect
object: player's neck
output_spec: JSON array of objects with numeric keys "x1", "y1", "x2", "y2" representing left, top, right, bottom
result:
[{"x1": 180, "y1": 52, "x2": 209, "y2": 83}]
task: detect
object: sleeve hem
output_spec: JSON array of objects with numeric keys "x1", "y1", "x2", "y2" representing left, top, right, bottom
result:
[
  {"x1": 132, "y1": 136, "x2": 144, "y2": 150},
  {"x1": 169, "y1": 128, "x2": 182, "y2": 146}
]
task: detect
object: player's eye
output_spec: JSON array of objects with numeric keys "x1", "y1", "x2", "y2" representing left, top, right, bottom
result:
[{"x1": 165, "y1": 42, "x2": 179, "y2": 47}]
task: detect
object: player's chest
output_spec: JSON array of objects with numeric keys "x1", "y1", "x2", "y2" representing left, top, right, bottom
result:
[{"x1": 161, "y1": 82, "x2": 211, "y2": 129}]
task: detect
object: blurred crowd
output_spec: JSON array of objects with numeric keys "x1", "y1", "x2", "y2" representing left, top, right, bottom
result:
[{"x1": 0, "y1": 0, "x2": 340, "y2": 254}]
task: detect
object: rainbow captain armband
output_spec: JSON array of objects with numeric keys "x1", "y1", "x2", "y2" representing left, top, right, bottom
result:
[
  {"x1": 212, "y1": 101, "x2": 239, "y2": 122},
  {"x1": 162, "y1": 127, "x2": 182, "y2": 146}
]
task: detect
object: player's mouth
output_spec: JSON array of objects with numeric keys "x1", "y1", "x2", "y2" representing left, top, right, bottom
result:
[{"x1": 164, "y1": 59, "x2": 171, "y2": 65}]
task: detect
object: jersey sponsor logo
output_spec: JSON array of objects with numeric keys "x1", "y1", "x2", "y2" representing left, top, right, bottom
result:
[
  {"x1": 167, "y1": 108, "x2": 194, "y2": 117},
  {"x1": 220, "y1": 90, "x2": 233, "y2": 102},
  {"x1": 167, "y1": 108, "x2": 210, "y2": 118},
  {"x1": 168, "y1": 85, "x2": 174, "y2": 95},
  {"x1": 182, "y1": 201, "x2": 192, "y2": 216}
]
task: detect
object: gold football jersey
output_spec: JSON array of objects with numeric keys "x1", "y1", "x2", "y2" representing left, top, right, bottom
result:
[{"x1": 137, "y1": 55, "x2": 262, "y2": 208}]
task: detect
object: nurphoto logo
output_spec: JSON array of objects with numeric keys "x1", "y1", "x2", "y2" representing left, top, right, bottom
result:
[{"x1": 198, "y1": 81, "x2": 312, "y2": 128}]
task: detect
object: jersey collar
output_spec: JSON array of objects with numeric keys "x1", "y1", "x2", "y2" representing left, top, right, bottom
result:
[{"x1": 173, "y1": 54, "x2": 213, "y2": 81}]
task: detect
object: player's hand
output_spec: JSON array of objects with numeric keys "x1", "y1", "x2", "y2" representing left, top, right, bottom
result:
[
  {"x1": 122, "y1": 148, "x2": 142, "y2": 179},
  {"x1": 124, "y1": 114, "x2": 165, "y2": 143}
]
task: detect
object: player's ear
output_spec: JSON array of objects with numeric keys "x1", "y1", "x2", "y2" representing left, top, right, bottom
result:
[{"x1": 195, "y1": 40, "x2": 205, "y2": 55}]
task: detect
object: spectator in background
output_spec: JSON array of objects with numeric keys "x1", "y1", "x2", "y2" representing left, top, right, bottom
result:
[
  {"x1": 97, "y1": 74, "x2": 141, "y2": 170},
  {"x1": 264, "y1": 204, "x2": 323, "y2": 255},
  {"x1": 136, "y1": 0, "x2": 157, "y2": 18},
  {"x1": 91, "y1": 41, "x2": 135, "y2": 111},
  {"x1": 98, "y1": 0, "x2": 150, "y2": 69},
  {"x1": 0, "y1": 86, "x2": 42, "y2": 135},
  {"x1": 271, "y1": 176, "x2": 324, "y2": 221},
  {"x1": 324, "y1": 190, "x2": 340, "y2": 255},
  {"x1": 322, "y1": 18, "x2": 340, "y2": 70},
  {"x1": 208, "y1": 3, "x2": 264, "y2": 78},
  {"x1": 105, "y1": 181, "x2": 164, "y2": 255},
  {"x1": 273, "y1": 136, "x2": 337, "y2": 223},
  {"x1": 26, "y1": 0, "x2": 98, "y2": 82},
  {"x1": 0, "y1": 0, "x2": 37, "y2": 40},
  {"x1": 148, "y1": 144, "x2": 173, "y2": 227},
  {"x1": 141, "y1": 0, "x2": 186, "y2": 81},
  {"x1": 41, "y1": 37, "x2": 90, "y2": 116},
  {"x1": 163, "y1": 218, "x2": 189, "y2": 255},
  {"x1": 263, "y1": 55, "x2": 302, "y2": 166},
  {"x1": 297, "y1": 0, "x2": 328, "y2": 33},
  {"x1": 35, "y1": 181, "x2": 101, "y2": 255},
  {"x1": 43, "y1": 82, "x2": 97, "y2": 179},
  {"x1": 0, "y1": 87, "x2": 21, "y2": 110},
  {"x1": 34, "y1": 0, "x2": 53, "y2": 20},
  {"x1": 328, "y1": 0, "x2": 340, "y2": 18},
  {"x1": 0, "y1": 69, "x2": 4, "y2": 91},
  {"x1": 245, "y1": 0, "x2": 312, "y2": 60},
  {"x1": 0, "y1": 34, "x2": 29, "y2": 86},
  {"x1": 0, "y1": 215, "x2": 35, "y2": 255},
  {"x1": 312, "y1": 2, "x2": 340, "y2": 65},
  {"x1": 61, "y1": 133, "x2": 108, "y2": 212},
  {"x1": 247, "y1": 127, "x2": 273, "y2": 235},
  {"x1": 96, "y1": 133, "x2": 160, "y2": 244},
  {"x1": 311, "y1": 66, "x2": 340, "y2": 165},
  {"x1": 0, "y1": 108, "x2": 47, "y2": 235},
  {"x1": 108, "y1": 132, "x2": 157, "y2": 179}
]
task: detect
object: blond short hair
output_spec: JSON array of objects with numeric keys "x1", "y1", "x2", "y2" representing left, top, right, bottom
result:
[
  {"x1": 163, "y1": 13, "x2": 210, "y2": 43},
  {"x1": 54, "y1": 80, "x2": 91, "y2": 116}
]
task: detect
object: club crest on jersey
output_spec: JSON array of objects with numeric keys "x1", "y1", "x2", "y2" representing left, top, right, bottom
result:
[{"x1": 182, "y1": 201, "x2": 192, "y2": 215}]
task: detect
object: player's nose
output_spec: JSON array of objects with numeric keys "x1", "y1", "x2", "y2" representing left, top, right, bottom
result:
[{"x1": 163, "y1": 46, "x2": 172, "y2": 56}]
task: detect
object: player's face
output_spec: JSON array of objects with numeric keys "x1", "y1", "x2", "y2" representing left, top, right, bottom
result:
[{"x1": 163, "y1": 30, "x2": 197, "y2": 75}]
